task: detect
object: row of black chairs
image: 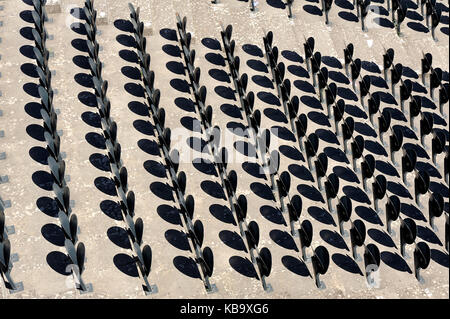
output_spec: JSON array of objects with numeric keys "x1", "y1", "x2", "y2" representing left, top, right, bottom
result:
[
  {"x1": 175, "y1": 17, "x2": 281, "y2": 292},
  {"x1": 32, "y1": 0, "x2": 92, "y2": 293},
  {"x1": 82, "y1": 0, "x2": 156, "y2": 295},
  {"x1": 128, "y1": 4, "x2": 216, "y2": 293},
  {"x1": 220, "y1": 24, "x2": 293, "y2": 292},
  {"x1": 262, "y1": 32, "x2": 345, "y2": 288},
  {"x1": 172, "y1": 12, "x2": 219, "y2": 293}
]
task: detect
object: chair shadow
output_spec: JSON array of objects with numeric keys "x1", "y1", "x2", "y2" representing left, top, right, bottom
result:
[
  {"x1": 303, "y1": 4, "x2": 323, "y2": 16},
  {"x1": 324, "y1": 146, "x2": 350, "y2": 164},
  {"x1": 20, "y1": 45, "x2": 36, "y2": 59},
  {"x1": 24, "y1": 102, "x2": 43, "y2": 119},
  {"x1": 122, "y1": 65, "x2": 142, "y2": 80},
  {"x1": 252, "y1": 75, "x2": 274, "y2": 89},
  {"x1": 298, "y1": 184, "x2": 325, "y2": 203},
  {"x1": 138, "y1": 138, "x2": 160, "y2": 156},
  {"x1": 430, "y1": 249, "x2": 449, "y2": 268},
  {"x1": 264, "y1": 108, "x2": 288, "y2": 123},
  {"x1": 338, "y1": 11, "x2": 359, "y2": 23},
  {"x1": 257, "y1": 91, "x2": 281, "y2": 106},
  {"x1": 100, "y1": 200, "x2": 123, "y2": 221},
  {"x1": 201, "y1": 180, "x2": 227, "y2": 199},
  {"x1": 165, "y1": 229, "x2": 191, "y2": 251},
  {"x1": 150, "y1": 181, "x2": 175, "y2": 201},
  {"x1": 335, "y1": 0, "x2": 355, "y2": 10},
  {"x1": 160, "y1": 28, "x2": 178, "y2": 41},
  {"x1": 219, "y1": 230, "x2": 247, "y2": 252},
  {"x1": 85, "y1": 132, "x2": 106, "y2": 149},
  {"x1": 162, "y1": 44, "x2": 181, "y2": 58},
  {"x1": 407, "y1": 22, "x2": 429, "y2": 33},
  {"x1": 288, "y1": 65, "x2": 310, "y2": 78},
  {"x1": 21, "y1": 63, "x2": 38, "y2": 78},
  {"x1": 174, "y1": 256, "x2": 202, "y2": 279},
  {"x1": 107, "y1": 226, "x2": 132, "y2": 249},
  {"x1": 260, "y1": 205, "x2": 287, "y2": 225},
  {"x1": 78, "y1": 91, "x2": 98, "y2": 107},
  {"x1": 368, "y1": 228, "x2": 397, "y2": 248},
  {"x1": 270, "y1": 229, "x2": 299, "y2": 251},
  {"x1": 220, "y1": 103, "x2": 243, "y2": 119},
  {"x1": 116, "y1": 34, "x2": 136, "y2": 48},
  {"x1": 289, "y1": 164, "x2": 315, "y2": 182},
  {"x1": 119, "y1": 49, "x2": 139, "y2": 63},
  {"x1": 333, "y1": 166, "x2": 360, "y2": 183},
  {"x1": 281, "y1": 50, "x2": 303, "y2": 63},
  {"x1": 23, "y1": 82, "x2": 40, "y2": 98},
  {"x1": 282, "y1": 255, "x2": 311, "y2": 277},
  {"x1": 209, "y1": 68, "x2": 230, "y2": 83},
  {"x1": 37, "y1": 196, "x2": 59, "y2": 217},
  {"x1": 193, "y1": 158, "x2": 218, "y2": 176},
  {"x1": 215, "y1": 85, "x2": 236, "y2": 100},
  {"x1": 247, "y1": 59, "x2": 269, "y2": 73},
  {"x1": 29, "y1": 146, "x2": 49, "y2": 165},
  {"x1": 266, "y1": 0, "x2": 286, "y2": 8},
  {"x1": 229, "y1": 256, "x2": 259, "y2": 279},
  {"x1": 417, "y1": 225, "x2": 443, "y2": 246},
  {"x1": 279, "y1": 145, "x2": 305, "y2": 162},
  {"x1": 114, "y1": 19, "x2": 134, "y2": 33},
  {"x1": 345, "y1": 104, "x2": 367, "y2": 119},
  {"x1": 242, "y1": 161, "x2": 266, "y2": 179},
  {"x1": 209, "y1": 204, "x2": 237, "y2": 225},
  {"x1": 375, "y1": 160, "x2": 399, "y2": 177},
  {"x1": 380, "y1": 251, "x2": 412, "y2": 273},
  {"x1": 355, "y1": 206, "x2": 383, "y2": 225},
  {"x1": 32, "y1": 170, "x2": 53, "y2": 191},
  {"x1": 41, "y1": 223, "x2": 65, "y2": 247},
  {"x1": 205, "y1": 52, "x2": 226, "y2": 66},
  {"x1": 143, "y1": 159, "x2": 167, "y2": 178},
  {"x1": 114, "y1": 253, "x2": 139, "y2": 277},
  {"x1": 71, "y1": 38, "x2": 89, "y2": 52},
  {"x1": 308, "y1": 111, "x2": 331, "y2": 127},
  {"x1": 308, "y1": 206, "x2": 336, "y2": 226},
  {"x1": 242, "y1": 44, "x2": 264, "y2": 57},
  {"x1": 332, "y1": 253, "x2": 363, "y2": 275},
  {"x1": 387, "y1": 181, "x2": 412, "y2": 199},
  {"x1": 46, "y1": 251, "x2": 72, "y2": 275},
  {"x1": 372, "y1": 17, "x2": 394, "y2": 28},
  {"x1": 201, "y1": 37, "x2": 221, "y2": 51},
  {"x1": 89, "y1": 153, "x2": 111, "y2": 172},
  {"x1": 250, "y1": 182, "x2": 275, "y2": 201},
  {"x1": 320, "y1": 230, "x2": 350, "y2": 251},
  {"x1": 157, "y1": 204, "x2": 182, "y2": 225},
  {"x1": 94, "y1": 176, "x2": 118, "y2": 196},
  {"x1": 82, "y1": 111, "x2": 102, "y2": 128}
]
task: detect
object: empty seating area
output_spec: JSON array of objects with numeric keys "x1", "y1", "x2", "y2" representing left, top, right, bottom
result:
[{"x1": 0, "y1": 0, "x2": 448, "y2": 298}]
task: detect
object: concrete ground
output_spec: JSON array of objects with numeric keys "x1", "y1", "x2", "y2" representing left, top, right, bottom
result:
[{"x1": 0, "y1": 0, "x2": 448, "y2": 299}]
